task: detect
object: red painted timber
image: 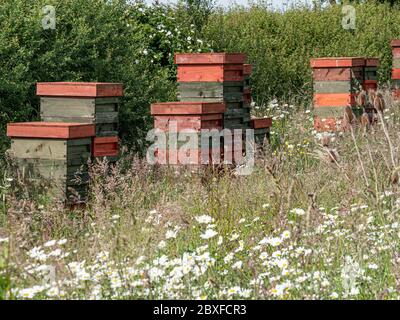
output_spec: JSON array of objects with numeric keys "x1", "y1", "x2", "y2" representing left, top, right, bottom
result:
[
  {"x1": 362, "y1": 80, "x2": 378, "y2": 92},
  {"x1": 312, "y1": 67, "x2": 362, "y2": 81},
  {"x1": 393, "y1": 47, "x2": 400, "y2": 59},
  {"x1": 174, "y1": 53, "x2": 246, "y2": 65},
  {"x1": 7, "y1": 122, "x2": 95, "y2": 139},
  {"x1": 313, "y1": 93, "x2": 356, "y2": 107},
  {"x1": 393, "y1": 69, "x2": 400, "y2": 80},
  {"x1": 391, "y1": 40, "x2": 400, "y2": 48},
  {"x1": 151, "y1": 102, "x2": 226, "y2": 115},
  {"x1": 310, "y1": 57, "x2": 365, "y2": 68},
  {"x1": 243, "y1": 64, "x2": 253, "y2": 76},
  {"x1": 250, "y1": 118, "x2": 272, "y2": 129},
  {"x1": 93, "y1": 136, "x2": 119, "y2": 157},
  {"x1": 154, "y1": 116, "x2": 223, "y2": 132},
  {"x1": 37, "y1": 82, "x2": 123, "y2": 97},
  {"x1": 177, "y1": 65, "x2": 244, "y2": 82},
  {"x1": 365, "y1": 58, "x2": 380, "y2": 67}
]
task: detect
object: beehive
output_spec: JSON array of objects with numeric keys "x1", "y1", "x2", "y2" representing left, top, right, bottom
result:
[
  {"x1": 250, "y1": 118, "x2": 272, "y2": 147},
  {"x1": 363, "y1": 58, "x2": 379, "y2": 92},
  {"x1": 37, "y1": 82, "x2": 122, "y2": 162},
  {"x1": 311, "y1": 57, "x2": 365, "y2": 131},
  {"x1": 151, "y1": 102, "x2": 226, "y2": 165},
  {"x1": 6, "y1": 122, "x2": 95, "y2": 203},
  {"x1": 175, "y1": 53, "x2": 251, "y2": 131},
  {"x1": 391, "y1": 40, "x2": 400, "y2": 100}
]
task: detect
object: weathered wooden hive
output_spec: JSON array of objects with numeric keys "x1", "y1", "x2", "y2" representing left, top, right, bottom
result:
[
  {"x1": 150, "y1": 102, "x2": 226, "y2": 165},
  {"x1": 311, "y1": 57, "x2": 365, "y2": 131},
  {"x1": 250, "y1": 118, "x2": 272, "y2": 148},
  {"x1": 6, "y1": 122, "x2": 95, "y2": 203},
  {"x1": 36, "y1": 82, "x2": 123, "y2": 162},
  {"x1": 363, "y1": 58, "x2": 379, "y2": 92},
  {"x1": 174, "y1": 53, "x2": 251, "y2": 131},
  {"x1": 391, "y1": 40, "x2": 400, "y2": 101}
]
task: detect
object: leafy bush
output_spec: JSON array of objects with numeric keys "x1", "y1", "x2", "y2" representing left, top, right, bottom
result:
[
  {"x1": 0, "y1": 0, "x2": 208, "y2": 154},
  {"x1": 203, "y1": 2, "x2": 400, "y2": 105}
]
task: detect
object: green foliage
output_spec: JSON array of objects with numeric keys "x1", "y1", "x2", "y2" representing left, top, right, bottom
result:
[
  {"x1": 203, "y1": 2, "x2": 400, "y2": 105},
  {"x1": 0, "y1": 0, "x2": 208, "y2": 154}
]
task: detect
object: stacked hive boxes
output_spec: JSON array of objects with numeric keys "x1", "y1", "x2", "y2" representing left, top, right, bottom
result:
[
  {"x1": 6, "y1": 122, "x2": 95, "y2": 203},
  {"x1": 175, "y1": 53, "x2": 251, "y2": 131},
  {"x1": 37, "y1": 82, "x2": 123, "y2": 163},
  {"x1": 311, "y1": 57, "x2": 365, "y2": 131},
  {"x1": 150, "y1": 102, "x2": 226, "y2": 165},
  {"x1": 363, "y1": 58, "x2": 379, "y2": 92},
  {"x1": 250, "y1": 118, "x2": 272, "y2": 149},
  {"x1": 391, "y1": 40, "x2": 400, "y2": 100}
]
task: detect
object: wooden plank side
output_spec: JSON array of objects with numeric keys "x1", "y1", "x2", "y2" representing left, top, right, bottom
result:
[
  {"x1": 313, "y1": 81, "x2": 354, "y2": 94},
  {"x1": 37, "y1": 82, "x2": 123, "y2": 97},
  {"x1": 393, "y1": 69, "x2": 400, "y2": 80},
  {"x1": 40, "y1": 97, "x2": 95, "y2": 118},
  {"x1": 393, "y1": 59, "x2": 400, "y2": 69},
  {"x1": 174, "y1": 53, "x2": 246, "y2": 65},
  {"x1": 313, "y1": 93, "x2": 356, "y2": 107},
  {"x1": 177, "y1": 65, "x2": 244, "y2": 82},
  {"x1": 7, "y1": 122, "x2": 95, "y2": 139},
  {"x1": 310, "y1": 57, "x2": 365, "y2": 68},
  {"x1": 41, "y1": 116, "x2": 95, "y2": 124},
  {"x1": 312, "y1": 67, "x2": 363, "y2": 81},
  {"x1": 95, "y1": 112, "x2": 119, "y2": 124}
]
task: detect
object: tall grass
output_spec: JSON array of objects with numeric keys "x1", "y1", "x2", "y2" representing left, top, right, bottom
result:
[{"x1": 1, "y1": 91, "x2": 400, "y2": 299}]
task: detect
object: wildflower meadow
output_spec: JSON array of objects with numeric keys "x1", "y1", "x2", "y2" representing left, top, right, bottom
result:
[{"x1": 2, "y1": 0, "x2": 400, "y2": 303}]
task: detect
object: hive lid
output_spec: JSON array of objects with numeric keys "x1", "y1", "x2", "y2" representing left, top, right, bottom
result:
[
  {"x1": 151, "y1": 102, "x2": 226, "y2": 115},
  {"x1": 250, "y1": 118, "x2": 272, "y2": 129},
  {"x1": 7, "y1": 122, "x2": 96, "y2": 139},
  {"x1": 36, "y1": 82, "x2": 124, "y2": 97},
  {"x1": 310, "y1": 57, "x2": 366, "y2": 68},
  {"x1": 365, "y1": 58, "x2": 380, "y2": 67},
  {"x1": 174, "y1": 53, "x2": 246, "y2": 65},
  {"x1": 391, "y1": 40, "x2": 400, "y2": 48}
]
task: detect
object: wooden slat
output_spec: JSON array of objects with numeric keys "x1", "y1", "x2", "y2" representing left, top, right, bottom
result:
[
  {"x1": 250, "y1": 118, "x2": 273, "y2": 129},
  {"x1": 313, "y1": 93, "x2": 356, "y2": 107},
  {"x1": 312, "y1": 67, "x2": 363, "y2": 81},
  {"x1": 310, "y1": 57, "x2": 365, "y2": 68},
  {"x1": 93, "y1": 136, "x2": 119, "y2": 157},
  {"x1": 174, "y1": 53, "x2": 246, "y2": 65},
  {"x1": 37, "y1": 82, "x2": 123, "y2": 97},
  {"x1": 393, "y1": 69, "x2": 400, "y2": 80},
  {"x1": 313, "y1": 81, "x2": 356, "y2": 93},
  {"x1": 151, "y1": 102, "x2": 226, "y2": 115},
  {"x1": 393, "y1": 47, "x2": 400, "y2": 59},
  {"x1": 7, "y1": 122, "x2": 95, "y2": 139},
  {"x1": 177, "y1": 65, "x2": 244, "y2": 82}
]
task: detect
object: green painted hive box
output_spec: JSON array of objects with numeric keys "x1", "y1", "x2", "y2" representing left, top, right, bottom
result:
[
  {"x1": 6, "y1": 122, "x2": 95, "y2": 203},
  {"x1": 37, "y1": 82, "x2": 123, "y2": 137}
]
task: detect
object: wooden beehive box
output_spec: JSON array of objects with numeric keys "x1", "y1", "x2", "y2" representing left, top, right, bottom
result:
[
  {"x1": 363, "y1": 58, "x2": 379, "y2": 92},
  {"x1": 311, "y1": 57, "x2": 365, "y2": 130},
  {"x1": 175, "y1": 53, "x2": 246, "y2": 83},
  {"x1": 391, "y1": 40, "x2": 400, "y2": 100},
  {"x1": 37, "y1": 82, "x2": 123, "y2": 137},
  {"x1": 250, "y1": 118, "x2": 272, "y2": 146},
  {"x1": 150, "y1": 102, "x2": 226, "y2": 165},
  {"x1": 7, "y1": 122, "x2": 95, "y2": 203}
]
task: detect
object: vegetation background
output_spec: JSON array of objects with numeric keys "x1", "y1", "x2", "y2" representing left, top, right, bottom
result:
[
  {"x1": 2, "y1": 0, "x2": 400, "y2": 300},
  {"x1": 1, "y1": 0, "x2": 400, "y2": 154}
]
